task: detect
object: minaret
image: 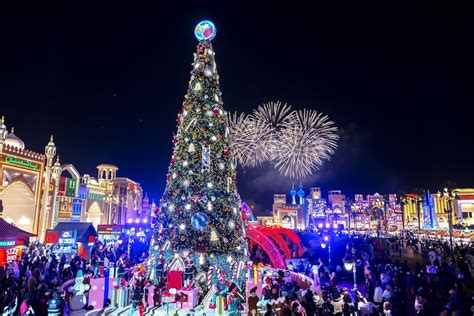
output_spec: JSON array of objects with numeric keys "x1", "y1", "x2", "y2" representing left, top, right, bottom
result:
[
  {"x1": 0, "y1": 116, "x2": 7, "y2": 152},
  {"x1": 298, "y1": 184, "x2": 305, "y2": 205},
  {"x1": 290, "y1": 184, "x2": 297, "y2": 205},
  {"x1": 50, "y1": 156, "x2": 62, "y2": 229},
  {"x1": 40, "y1": 135, "x2": 56, "y2": 240}
]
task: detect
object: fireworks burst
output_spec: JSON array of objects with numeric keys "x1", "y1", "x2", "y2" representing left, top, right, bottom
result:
[
  {"x1": 227, "y1": 102, "x2": 338, "y2": 179},
  {"x1": 252, "y1": 101, "x2": 293, "y2": 131},
  {"x1": 274, "y1": 109, "x2": 338, "y2": 179},
  {"x1": 227, "y1": 112, "x2": 273, "y2": 167}
]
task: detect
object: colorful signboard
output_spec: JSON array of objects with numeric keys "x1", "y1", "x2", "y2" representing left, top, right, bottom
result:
[
  {"x1": 44, "y1": 231, "x2": 59, "y2": 244},
  {"x1": 97, "y1": 225, "x2": 122, "y2": 235},
  {"x1": 0, "y1": 247, "x2": 23, "y2": 266},
  {"x1": 3, "y1": 155, "x2": 39, "y2": 170},
  {"x1": 66, "y1": 178, "x2": 76, "y2": 197},
  {"x1": 0, "y1": 240, "x2": 23, "y2": 247}
]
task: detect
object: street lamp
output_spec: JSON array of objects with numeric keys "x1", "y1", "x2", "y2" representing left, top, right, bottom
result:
[
  {"x1": 343, "y1": 258, "x2": 357, "y2": 291},
  {"x1": 323, "y1": 235, "x2": 331, "y2": 264}
]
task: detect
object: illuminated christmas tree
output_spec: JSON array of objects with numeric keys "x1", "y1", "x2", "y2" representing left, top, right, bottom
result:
[{"x1": 149, "y1": 21, "x2": 248, "y2": 296}]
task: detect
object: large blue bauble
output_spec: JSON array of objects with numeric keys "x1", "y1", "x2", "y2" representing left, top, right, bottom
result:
[
  {"x1": 194, "y1": 20, "x2": 217, "y2": 41},
  {"x1": 191, "y1": 212, "x2": 209, "y2": 231}
]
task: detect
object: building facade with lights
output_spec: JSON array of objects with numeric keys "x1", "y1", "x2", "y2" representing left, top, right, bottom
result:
[
  {"x1": 258, "y1": 186, "x2": 349, "y2": 230},
  {"x1": 56, "y1": 164, "x2": 147, "y2": 227},
  {"x1": 0, "y1": 116, "x2": 149, "y2": 241},
  {"x1": 0, "y1": 118, "x2": 47, "y2": 236}
]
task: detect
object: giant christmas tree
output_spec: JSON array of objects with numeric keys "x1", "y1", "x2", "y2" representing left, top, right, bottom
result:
[{"x1": 149, "y1": 21, "x2": 248, "y2": 297}]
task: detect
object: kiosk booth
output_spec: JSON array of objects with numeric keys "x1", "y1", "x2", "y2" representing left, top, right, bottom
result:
[
  {"x1": 45, "y1": 222, "x2": 98, "y2": 260},
  {"x1": 0, "y1": 218, "x2": 35, "y2": 266}
]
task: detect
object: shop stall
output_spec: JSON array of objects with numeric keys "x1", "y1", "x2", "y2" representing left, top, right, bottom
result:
[
  {"x1": 0, "y1": 218, "x2": 35, "y2": 266},
  {"x1": 45, "y1": 222, "x2": 98, "y2": 260}
]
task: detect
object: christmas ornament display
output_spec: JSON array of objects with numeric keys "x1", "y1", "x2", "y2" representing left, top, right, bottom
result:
[{"x1": 191, "y1": 212, "x2": 209, "y2": 231}]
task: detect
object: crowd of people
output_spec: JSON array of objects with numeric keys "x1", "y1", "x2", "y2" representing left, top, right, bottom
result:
[
  {"x1": 0, "y1": 240, "x2": 139, "y2": 315},
  {"x1": 255, "y1": 232, "x2": 473, "y2": 316},
  {"x1": 0, "y1": 231, "x2": 472, "y2": 315}
]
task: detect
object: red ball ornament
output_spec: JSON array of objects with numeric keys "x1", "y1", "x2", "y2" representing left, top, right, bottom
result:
[
  {"x1": 223, "y1": 147, "x2": 230, "y2": 158},
  {"x1": 213, "y1": 108, "x2": 220, "y2": 116}
]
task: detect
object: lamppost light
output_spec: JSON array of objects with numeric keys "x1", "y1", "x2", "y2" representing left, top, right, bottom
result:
[{"x1": 344, "y1": 261, "x2": 354, "y2": 271}]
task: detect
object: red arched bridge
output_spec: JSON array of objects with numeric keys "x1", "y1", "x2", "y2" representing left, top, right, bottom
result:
[{"x1": 245, "y1": 226, "x2": 303, "y2": 269}]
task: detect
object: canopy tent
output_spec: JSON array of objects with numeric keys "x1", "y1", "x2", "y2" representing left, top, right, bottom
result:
[
  {"x1": 0, "y1": 217, "x2": 36, "y2": 241},
  {"x1": 48, "y1": 222, "x2": 98, "y2": 259},
  {"x1": 51, "y1": 222, "x2": 98, "y2": 243},
  {"x1": 0, "y1": 218, "x2": 35, "y2": 266}
]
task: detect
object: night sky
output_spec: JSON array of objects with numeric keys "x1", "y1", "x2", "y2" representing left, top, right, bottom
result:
[{"x1": 1, "y1": 2, "x2": 473, "y2": 214}]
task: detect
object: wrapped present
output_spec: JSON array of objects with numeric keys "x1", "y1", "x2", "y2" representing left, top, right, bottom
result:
[
  {"x1": 106, "y1": 277, "x2": 117, "y2": 302},
  {"x1": 175, "y1": 288, "x2": 199, "y2": 309},
  {"x1": 116, "y1": 288, "x2": 131, "y2": 307},
  {"x1": 166, "y1": 271, "x2": 183, "y2": 290},
  {"x1": 145, "y1": 285, "x2": 156, "y2": 307},
  {"x1": 161, "y1": 291, "x2": 176, "y2": 304},
  {"x1": 89, "y1": 278, "x2": 105, "y2": 309}
]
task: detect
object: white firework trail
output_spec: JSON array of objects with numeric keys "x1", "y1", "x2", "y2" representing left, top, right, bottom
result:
[
  {"x1": 227, "y1": 112, "x2": 273, "y2": 167},
  {"x1": 274, "y1": 109, "x2": 339, "y2": 179},
  {"x1": 252, "y1": 101, "x2": 293, "y2": 131}
]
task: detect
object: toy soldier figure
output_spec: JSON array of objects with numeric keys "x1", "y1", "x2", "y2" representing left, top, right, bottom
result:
[
  {"x1": 155, "y1": 251, "x2": 166, "y2": 285},
  {"x1": 183, "y1": 258, "x2": 196, "y2": 288}
]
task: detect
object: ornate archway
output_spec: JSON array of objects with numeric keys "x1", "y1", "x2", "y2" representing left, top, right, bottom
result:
[
  {"x1": 0, "y1": 181, "x2": 35, "y2": 233},
  {"x1": 86, "y1": 201, "x2": 102, "y2": 227}
]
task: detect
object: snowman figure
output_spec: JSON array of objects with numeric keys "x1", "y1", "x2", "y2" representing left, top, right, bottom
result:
[{"x1": 68, "y1": 270, "x2": 91, "y2": 311}]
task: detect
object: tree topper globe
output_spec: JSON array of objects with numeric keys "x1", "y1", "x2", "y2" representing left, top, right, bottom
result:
[{"x1": 195, "y1": 20, "x2": 216, "y2": 41}]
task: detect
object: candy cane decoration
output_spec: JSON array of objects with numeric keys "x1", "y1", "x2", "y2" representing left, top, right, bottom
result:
[
  {"x1": 236, "y1": 261, "x2": 245, "y2": 280},
  {"x1": 230, "y1": 261, "x2": 238, "y2": 281},
  {"x1": 207, "y1": 265, "x2": 221, "y2": 288},
  {"x1": 162, "y1": 241, "x2": 171, "y2": 251}
]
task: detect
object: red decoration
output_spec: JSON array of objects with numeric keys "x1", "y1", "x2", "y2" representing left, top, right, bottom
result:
[
  {"x1": 44, "y1": 231, "x2": 59, "y2": 244},
  {"x1": 223, "y1": 147, "x2": 230, "y2": 158},
  {"x1": 167, "y1": 271, "x2": 183, "y2": 290}
]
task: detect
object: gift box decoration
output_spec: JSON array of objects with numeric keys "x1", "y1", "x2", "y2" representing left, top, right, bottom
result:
[
  {"x1": 89, "y1": 278, "x2": 105, "y2": 309},
  {"x1": 175, "y1": 288, "x2": 199, "y2": 309},
  {"x1": 166, "y1": 271, "x2": 183, "y2": 290}
]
